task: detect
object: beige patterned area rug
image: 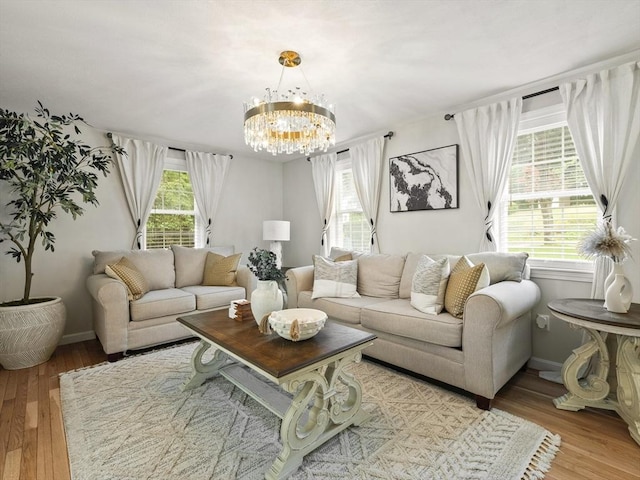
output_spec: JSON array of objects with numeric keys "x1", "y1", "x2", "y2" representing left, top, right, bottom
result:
[{"x1": 60, "y1": 343, "x2": 560, "y2": 480}]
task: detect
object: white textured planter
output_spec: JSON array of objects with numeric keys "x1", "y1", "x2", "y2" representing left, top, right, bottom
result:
[
  {"x1": 251, "y1": 280, "x2": 284, "y2": 326},
  {"x1": 0, "y1": 297, "x2": 66, "y2": 370}
]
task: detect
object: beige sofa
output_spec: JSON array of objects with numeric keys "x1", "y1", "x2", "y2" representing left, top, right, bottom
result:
[
  {"x1": 285, "y1": 250, "x2": 541, "y2": 409},
  {"x1": 86, "y1": 245, "x2": 255, "y2": 361}
]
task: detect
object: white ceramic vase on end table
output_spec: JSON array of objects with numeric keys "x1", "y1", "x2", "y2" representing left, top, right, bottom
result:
[
  {"x1": 603, "y1": 263, "x2": 633, "y2": 313},
  {"x1": 251, "y1": 280, "x2": 284, "y2": 326}
]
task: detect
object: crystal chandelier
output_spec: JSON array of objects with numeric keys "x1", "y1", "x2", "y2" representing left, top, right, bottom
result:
[{"x1": 244, "y1": 51, "x2": 336, "y2": 156}]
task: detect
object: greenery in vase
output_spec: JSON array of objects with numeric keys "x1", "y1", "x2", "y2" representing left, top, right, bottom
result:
[
  {"x1": 247, "y1": 247, "x2": 285, "y2": 281},
  {"x1": 0, "y1": 102, "x2": 124, "y2": 305}
]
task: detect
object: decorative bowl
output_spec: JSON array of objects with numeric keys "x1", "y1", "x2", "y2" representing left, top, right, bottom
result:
[{"x1": 268, "y1": 308, "x2": 327, "y2": 341}]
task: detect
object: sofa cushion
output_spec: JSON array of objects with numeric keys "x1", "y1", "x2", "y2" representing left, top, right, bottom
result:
[
  {"x1": 172, "y1": 245, "x2": 235, "y2": 287},
  {"x1": 444, "y1": 259, "x2": 486, "y2": 318},
  {"x1": 361, "y1": 299, "x2": 463, "y2": 347},
  {"x1": 312, "y1": 255, "x2": 360, "y2": 299},
  {"x1": 466, "y1": 251, "x2": 528, "y2": 284},
  {"x1": 202, "y1": 252, "x2": 242, "y2": 286},
  {"x1": 297, "y1": 291, "x2": 388, "y2": 325},
  {"x1": 93, "y1": 249, "x2": 175, "y2": 290},
  {"x1": 181, "y1": 285, "x2": 246, "y2": 310},
  {"x1": 357, "y1": 253, "x2": 406, "y2": 298},
  {"x1": 399, "y1": 253, "x2": 461, "y2": 299},
  {"x1": 105, "y1": 257, "x2": 150, "y2": 301},
  {"x1": 129, "y1": 288, "x2": 195, "y2": 322},
  {"x1": 329, "y1": 247, "x2": 364, "y2": 260},
  {"x1": 410, "y1": 256, "x2": 449, "y2": 314}
]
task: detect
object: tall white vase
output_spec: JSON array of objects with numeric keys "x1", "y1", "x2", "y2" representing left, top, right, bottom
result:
[
  {"x1": 251, "y1": 280, "x2": 284, "y2": 326},
  {"x1": 604, "y1": 265, "x2": 633, "y2": 313}
]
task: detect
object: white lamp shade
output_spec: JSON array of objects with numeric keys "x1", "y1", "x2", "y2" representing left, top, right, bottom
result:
[{"x1": 263, "y1": 220, "x2": 290, "y2": 241}]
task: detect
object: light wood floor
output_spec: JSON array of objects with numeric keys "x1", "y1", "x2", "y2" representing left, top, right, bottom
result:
[{"x1": 1, "y1": 339, "x2": 638, "y2": 480}]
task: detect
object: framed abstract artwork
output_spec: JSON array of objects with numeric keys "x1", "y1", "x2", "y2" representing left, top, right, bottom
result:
[{"x1": 389, "y1": 144, "x2": 459, "y2": 212}]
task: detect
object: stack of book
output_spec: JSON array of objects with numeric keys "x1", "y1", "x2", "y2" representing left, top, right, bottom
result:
[{"x1": 229, "y1": 299, "x2": 254, "y2": 322}]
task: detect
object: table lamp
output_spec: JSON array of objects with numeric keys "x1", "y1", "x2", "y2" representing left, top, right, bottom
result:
[{"x1": 263, "y1": 220, "x2": 290, "y2": 269}]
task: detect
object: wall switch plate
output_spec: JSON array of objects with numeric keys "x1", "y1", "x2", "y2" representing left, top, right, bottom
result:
[{"x1": 536, "y1": 314, "x2": 551, "y2": 331}]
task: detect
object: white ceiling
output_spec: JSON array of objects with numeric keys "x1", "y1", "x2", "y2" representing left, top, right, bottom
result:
[{"x1": 1, "y1": 0, "x2": 639, "y2": 162}]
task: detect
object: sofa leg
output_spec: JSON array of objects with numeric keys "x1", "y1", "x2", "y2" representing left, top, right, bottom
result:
[
  {"x1": 107, "y1": 352, "x2": 124, "y2": 362},
  {"x1": 475, "y1": 395, "x2": 492, "y2": 410}
]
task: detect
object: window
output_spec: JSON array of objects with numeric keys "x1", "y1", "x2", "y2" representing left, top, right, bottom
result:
[
  {"x1": 330, "y1": 157, "x2": 369, "y2": 252},
  {"x1": 499, "y1": 107, "x2": 598, "y2": 269},
  {"x1": 145, "y1": 168, "x2": 198, "y2": 249}
]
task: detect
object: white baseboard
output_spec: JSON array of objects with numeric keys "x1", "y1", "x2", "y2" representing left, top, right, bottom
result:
[
  {"x1": 527, "y1": 356, "x2": 563, "y2": 372},
  {"x1": 60, "y1": 330, "x2": 96, "y2": 345}
]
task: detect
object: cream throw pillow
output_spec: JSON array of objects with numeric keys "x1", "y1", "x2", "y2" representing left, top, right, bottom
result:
[
  {"x1": 410, "y1": 256, "x2": 450, "y2": 314},
  {"x1": 444, "y1": 258, "x2": 487, "y2": 318},
  {"x1": 202, "y1": 252, "x2": 242, "y2": 286},
  {"x1": 105, "y1": 257, "x2": 149, "y2": 301},
  {"x1": 312, "y1": 255, "x2": 360, "y2": 299}
]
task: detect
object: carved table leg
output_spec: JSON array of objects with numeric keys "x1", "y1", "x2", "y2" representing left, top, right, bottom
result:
[
  {"x1": 181, "y1": 340, "x2": 228, "y2": 391},
  {"x1": 265, "y1": 352, "x2": 369, "y2": 480},
  {"x1": 616, "y1": 336, "x2": 640, "y2": 445},
  {"x1": 554, "y1": 326, "x2": 617, "y2": 412}
]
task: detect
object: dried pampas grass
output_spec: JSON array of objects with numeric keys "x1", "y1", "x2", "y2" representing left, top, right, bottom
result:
[{"x1": 578, "y1": 220, "x2": 636, "y2": 263}]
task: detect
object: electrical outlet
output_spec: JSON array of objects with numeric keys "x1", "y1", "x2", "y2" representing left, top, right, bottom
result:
[{"x1": 536, "y1": 314, "x2": 550, "y2": 331}]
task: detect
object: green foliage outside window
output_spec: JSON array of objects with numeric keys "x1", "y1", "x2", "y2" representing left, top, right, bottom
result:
[{"x1": 146, "y1": 170, "x2": 195, "y2": 249}]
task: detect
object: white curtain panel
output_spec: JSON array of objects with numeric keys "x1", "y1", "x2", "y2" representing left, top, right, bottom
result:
[
  {"x1": 351, "y1": 136, "x2": 385, "y2": 253},
  {"x1": 560, "y1": 60, "x2": 640, "y2": 299},
  {"x1": 185, "y1": 151, "x2": 231, "y2": 247},
  {"x1": 311, "y1": 153, "x2": 337, "y2": 256},
  {"x1": 111, "y1": 134, "x2": 167, "y2": 249},
  {"x1": 455, "y1": 97, "x2": 522, "y2": 251}
]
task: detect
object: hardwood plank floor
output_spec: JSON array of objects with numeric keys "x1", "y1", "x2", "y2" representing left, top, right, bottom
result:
[{"x1": 0, "y1": 339, "x2": 638, "y2": 479}]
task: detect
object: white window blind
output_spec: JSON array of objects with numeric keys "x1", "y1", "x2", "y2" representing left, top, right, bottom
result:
[
  {"x1": 500, "y1": 122, "x2": 598, "y2": 266},
  {"x1": 330, "y1": 158, "x2": 369, "y2": 252}
]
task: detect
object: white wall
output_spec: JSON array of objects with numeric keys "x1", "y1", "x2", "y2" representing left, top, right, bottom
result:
[
  {"x1": 282, "y1": 105, "x2": 640, "y2": 369},
  {"x1": 0, "y1": 124, "x2": 284, "y2": 341}
]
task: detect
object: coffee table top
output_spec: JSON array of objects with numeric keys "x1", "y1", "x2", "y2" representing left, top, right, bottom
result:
[{"x1": 178, "y1": 309, "x2": 376, "y2": 379}]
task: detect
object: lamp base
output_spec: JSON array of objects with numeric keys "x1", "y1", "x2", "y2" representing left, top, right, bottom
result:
[{"x1": 270, "y1": 241, "x2": 283, "y2": 269}]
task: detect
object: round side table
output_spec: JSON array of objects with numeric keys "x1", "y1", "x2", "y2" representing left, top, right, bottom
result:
[{"x1": 548, "y1": 298, "x2": 640, "y2": 446}]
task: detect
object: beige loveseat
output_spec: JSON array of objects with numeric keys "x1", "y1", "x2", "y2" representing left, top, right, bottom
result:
[
  {"x1": 285, "y1": 250, "x2": 541, "y2": 409},
  {"x1": 86, "y1": 246, "x2": 255, "y2": 361}
]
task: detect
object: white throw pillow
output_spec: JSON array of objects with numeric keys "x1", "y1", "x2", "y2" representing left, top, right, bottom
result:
[
  {"x1": 311, "y1": 255, "x2": 360, "y2": 299},
  {"x1": 410, "y1": 256, "x2": 450, "y2": 314}
]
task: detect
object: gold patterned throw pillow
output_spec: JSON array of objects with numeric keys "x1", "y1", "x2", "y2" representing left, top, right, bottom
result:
[
  {"x1": 202, "y1": 252, "x2": 242, "y2": 286},
  {"x1": 444, "y1": 259, "x2": 486, "y2": 318},
  {"x1": 105, "y1": 257, "x2": 149, "y2": 301}
]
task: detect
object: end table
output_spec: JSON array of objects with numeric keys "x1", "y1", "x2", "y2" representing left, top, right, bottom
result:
[{"x1": 548, "y1": 298, "x2": 640, "y2": 445}]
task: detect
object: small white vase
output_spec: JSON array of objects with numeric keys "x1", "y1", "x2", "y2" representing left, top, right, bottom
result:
[
  {"x1": 604, "y1": 271, "x2": 633, "y2": 314},
  {"x1": 602, "y1": 262, "x2": 624, "y2": 309},
  {"x1": 250, "y1": 280, "x2": 284, "y2": 326}
]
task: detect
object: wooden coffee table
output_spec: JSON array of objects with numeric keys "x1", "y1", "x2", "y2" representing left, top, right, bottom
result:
[{"x1": 177, "y1": 309, "x2": 376, "y2": 480}]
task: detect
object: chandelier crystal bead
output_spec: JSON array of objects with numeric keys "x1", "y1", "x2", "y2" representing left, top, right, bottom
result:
[{"x1": 243, "y1": 51, "x2": 336, "y2": 156}]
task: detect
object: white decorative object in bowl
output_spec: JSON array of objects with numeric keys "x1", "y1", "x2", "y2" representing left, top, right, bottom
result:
[{"x1": 268, "y1": 308, "x2": 327, "y2": 341}]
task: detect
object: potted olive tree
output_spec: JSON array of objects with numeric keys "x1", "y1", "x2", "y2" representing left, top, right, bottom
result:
[
  {"x1": 246, "y1": 247, "x2": 285, "y2": 326},
  {"x1": 0, "y1": 102, "x2": 123, "y2": 369}
]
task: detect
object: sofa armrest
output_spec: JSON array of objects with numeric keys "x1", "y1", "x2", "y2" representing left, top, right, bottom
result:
[
  {"x1": 236, "y1": 266, "x2": 256, "y2": 297},
  {"x1": 466, "y1": 279, "x2": 541, "y2": 330},
  {"x1": 285, "y1": 265, "x2": 314, "y2": 309},
  {"x1": 462, "y1": 279, "x2": 541, "y2": 399},
  {"x1": 86, "y1": 273, "x2": 131, "y2": 355}
]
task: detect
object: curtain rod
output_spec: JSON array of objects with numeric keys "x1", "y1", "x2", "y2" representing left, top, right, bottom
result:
[
  {"x1": 306, "y1": 131, "x2": 394, "y2": 161},
  {"x1": 443, "y1": 86, "x2": 560, "y2": 121},
  {"x1": 106, "y1": 133, "x2": 233, "y2": 159}
]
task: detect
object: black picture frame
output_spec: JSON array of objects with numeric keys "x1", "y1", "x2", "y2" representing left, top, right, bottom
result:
[{"x1": 389, "y1": 144, "x2": 459, "y2": 212}]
